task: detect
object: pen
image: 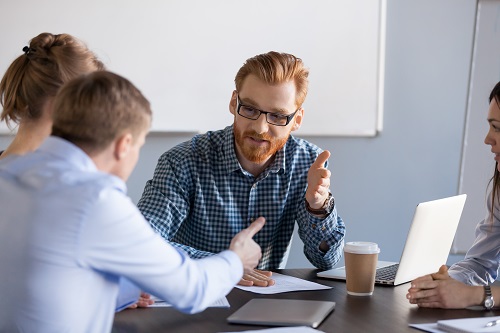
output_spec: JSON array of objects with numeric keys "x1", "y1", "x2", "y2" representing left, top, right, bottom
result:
[{"x1": 485, "y1": 319, "x2": 500, "y2": 327}]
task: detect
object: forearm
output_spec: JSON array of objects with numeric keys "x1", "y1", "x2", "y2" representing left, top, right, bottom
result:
[{"x1": 448, "y1": 260, "x2": 496, "y2": 285}]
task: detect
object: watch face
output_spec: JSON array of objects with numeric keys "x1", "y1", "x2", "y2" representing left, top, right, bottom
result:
[
  {"x1": 485, "y1": 297, "x2": 494, "y2": 309},
  {"x1": 325, "y1": 196, "x2": 335, "y2": 213}
]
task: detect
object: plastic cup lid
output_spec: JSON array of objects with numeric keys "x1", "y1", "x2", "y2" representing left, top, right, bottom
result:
[{"x1": 344, "y1": 241, "x2": 380, "y2": 254}]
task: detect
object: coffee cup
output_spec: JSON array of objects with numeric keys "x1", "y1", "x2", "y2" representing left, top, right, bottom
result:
[{"x1": 344, "y1": 241, "x2": 380, "y2": 296}]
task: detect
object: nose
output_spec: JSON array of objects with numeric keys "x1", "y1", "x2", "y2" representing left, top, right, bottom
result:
[
  {"x1": 252, "y1": 112, "x2": 270, "y2": 134},
  {"x1": 485, "y1": 129, "x2": 494, "y2": 146}
]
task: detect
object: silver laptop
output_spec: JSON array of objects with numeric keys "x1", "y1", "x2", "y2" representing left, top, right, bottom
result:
[
  {"x1": 317, "y1": 194, "x2": 467, "y2": 286},
  {"x1": 227, "y1": 299, "x2": 335, "y2": 328}
]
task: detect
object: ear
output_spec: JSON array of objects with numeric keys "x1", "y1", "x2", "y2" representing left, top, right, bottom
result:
[
  {"x1": 229, "y1": 90, "x2": 238, "y2": 116},
  {"x1": 291, "y1": 108, "x2": 304, "y2": 132},
  {"x1": 113, "y1": 133, "x2": 133, "y2": 160}
]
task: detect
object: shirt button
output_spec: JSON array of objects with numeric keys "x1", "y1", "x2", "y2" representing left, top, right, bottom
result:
[
  {"x1": 321, "y1": 226, "x2": 326, "y2": 231},
  {"x1": 250, "y1": 218, "x2": 254, "y2": 222},
  {"x1": 311, "y1": 224, "x2": 316, "y2": 229},
  {"x1": 252, "y1": 183, "x2": 257, "y2": 189}
]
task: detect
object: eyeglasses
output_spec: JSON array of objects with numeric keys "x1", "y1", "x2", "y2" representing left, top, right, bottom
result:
[{"x1": 236, "y1": 95, "x2": 299, "y2": 126}]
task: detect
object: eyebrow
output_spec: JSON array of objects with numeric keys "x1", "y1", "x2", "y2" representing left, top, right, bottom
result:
[{"x1": 239, "y1": 96, "x2": 291, "y2": 114}]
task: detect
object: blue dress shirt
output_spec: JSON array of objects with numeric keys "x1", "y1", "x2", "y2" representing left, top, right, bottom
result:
[
  {"x1": 0, "y1": 137, "x2": 242, "y2": 333},
  {"x1": 138, "y1": 125, "x2": 345, "y2": 270}
]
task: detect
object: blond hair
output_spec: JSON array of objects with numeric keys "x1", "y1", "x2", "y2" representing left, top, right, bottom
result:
[
  {"x1": 234, "y1": 51, "x2": 309, "y2": 107},
  {"x1": 51, "y1": 71, "x2": 151, "y2": 154},
  {"x1": 0, "y1": 32, "x2": 104, "y2": 128}
]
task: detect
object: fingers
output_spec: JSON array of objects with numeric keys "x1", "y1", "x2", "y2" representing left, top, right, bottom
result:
[
  {"x1": 439, "y1": 265, "x2": 448, "y2": 273},
  {"x1": 244, "y1": 217, "x2": 266, "y2": 238},
  {"x1": 411, "y1": 274, "x2": 434, "y2": 285},
  {"x1": 306, "y1": 151, "x2": 332, "y2": 205},
  {"x1": 255, "y1": 269, "x2": 273, "y2": 277},
  {"x1": 238, "y1": 278, "x2": 254, "y2": 287},
  {"x1": 311, "y1": 151, "x2": 331, "y2": 170},
  {"x1": 241, "y1": 269, "x2": 275, "y2": 287},
  {"x1": 431, "y1": 265, "x2": 449, "y2": 281}
]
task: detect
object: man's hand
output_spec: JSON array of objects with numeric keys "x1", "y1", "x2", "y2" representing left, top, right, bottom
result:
[
  {"x1": 238, "y1": 269, "x2": 275, "y2": 287},
  {"x1": 305, "y1": 151, "x2": 331, "y2": 209},
  {"x1": 128, "y1": 291, "x2": 154, "y2": 309},
  {"x1": 406, "y1": 265, "x2": 483, "y2": 309},
  {"x1": 230, "y1": 217, "x2": 265, "y2": 274}
]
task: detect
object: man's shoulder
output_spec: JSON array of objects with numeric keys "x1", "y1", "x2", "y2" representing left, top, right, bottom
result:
[
  {"x1": 286, "y1": 135, "x2": 322, "y2": 159},
  {"x1": 160, "y1": 127, "x2": 228, "y2": 162}
]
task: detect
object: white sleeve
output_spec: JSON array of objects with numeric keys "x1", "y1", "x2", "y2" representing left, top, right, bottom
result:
[
  {"x1": 115, "y1": 277, "x2": 141, "y2": 312},
  {"x1": 77, "y1": 188, "x2": 243, "y2": 314}
]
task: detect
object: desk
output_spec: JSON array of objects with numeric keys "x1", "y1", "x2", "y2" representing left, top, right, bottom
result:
[{"x1": 112, "y1": 269, "x2": 500, "y2": 332}]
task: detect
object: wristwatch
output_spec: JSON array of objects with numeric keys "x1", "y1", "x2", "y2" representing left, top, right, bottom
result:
[
  {"x1": 484, "y1": 285, "x2": 494, "y2": 310},
  {"x1": 305, "y1": 192, "x2": 335, "y2": 216}
]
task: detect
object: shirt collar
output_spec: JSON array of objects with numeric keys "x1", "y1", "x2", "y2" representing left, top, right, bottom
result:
[
  {"x1": 222, "y1": 125, "x2": 286, "y2": 175},
  {"x1": 39, "y1": 136, "x2": 98, "y2": 172},
  {"x1": 41, "y1": 136, "x2": 127, "y2": 192}
]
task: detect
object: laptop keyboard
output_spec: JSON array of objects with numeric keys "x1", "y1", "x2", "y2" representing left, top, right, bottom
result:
[{"x1": 375, "y1": 263, "x2": 399, "y2": 281}]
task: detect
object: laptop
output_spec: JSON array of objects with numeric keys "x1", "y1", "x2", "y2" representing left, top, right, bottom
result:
[
  {"x1": 227, "y1": 299, "x2": 335, "y2": 328},
  {"x1": 317, "y1": 194, "x2": 467, "y2": 286}
]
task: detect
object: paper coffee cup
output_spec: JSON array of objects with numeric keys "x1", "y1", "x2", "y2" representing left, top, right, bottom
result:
[{"x1": 344, "y1": 242, "x2": 380, "y2": 296}]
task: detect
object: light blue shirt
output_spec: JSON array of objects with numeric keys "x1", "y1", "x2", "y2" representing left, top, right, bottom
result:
[
  {"x1": 449, "y1": 191, "x2": 500, "y2": 285},
  {"x1": 0, "y1": 137, "x2": 243, "y2": 333}
]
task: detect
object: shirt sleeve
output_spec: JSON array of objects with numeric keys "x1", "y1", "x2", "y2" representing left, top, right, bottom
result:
[
  {"x1": 137, "y1": 152, "x2": 214, "y2": 259},
  {"x1": 115, "y1": 277, "x2": 141, "y2": 312},
  {"x1": 78, "y1": 188, "x2": 243, "y2": 314},
  {"x1": 448, "y1": 191, "x2": 500, "y2": 285},
  {"x1": 296, "y1": 197, "x2": 345, "y2": 270}
]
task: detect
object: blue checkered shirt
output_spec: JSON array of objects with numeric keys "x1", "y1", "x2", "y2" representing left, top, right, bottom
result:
[{"x1": 138, "y1": 126, "x2": 345, "y2": 270}]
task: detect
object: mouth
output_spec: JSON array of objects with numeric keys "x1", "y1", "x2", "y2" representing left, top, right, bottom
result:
[{"x1": 247, "y1": 136, "x2": 269, "y2": 146}]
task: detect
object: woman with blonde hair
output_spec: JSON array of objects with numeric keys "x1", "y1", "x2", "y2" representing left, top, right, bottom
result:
[{"x1": 0, "y1": 32, "x2": 103, "y2": 158}]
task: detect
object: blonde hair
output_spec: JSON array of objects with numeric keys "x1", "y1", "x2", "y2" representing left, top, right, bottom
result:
[
  {"x1": 0, "y1": 32, "x2": 104, "y2": 128},
  {"x1": 234, "y1": 51, "x2": 309, "y2": 107},
  {"x1": 51, "y1": 71, "x2": 151, "y2": 154}
]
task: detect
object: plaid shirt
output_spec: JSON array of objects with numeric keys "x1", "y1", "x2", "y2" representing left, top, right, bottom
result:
[{"x1": 138, "y1": 126, "x2": 345, "y2": 270}]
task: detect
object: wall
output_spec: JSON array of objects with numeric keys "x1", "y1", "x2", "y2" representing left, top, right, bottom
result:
[
  {"x1": 455, "y1": 0, "x2": 500, "y2": 253},
  {"x1": 0, "y1": 0, "x2": 384, "y2": 137},
  {"x1": 0, "y1": 0, "x2": 476, "y2": 269}
]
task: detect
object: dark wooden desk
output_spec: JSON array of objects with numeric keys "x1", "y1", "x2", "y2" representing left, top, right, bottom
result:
[{"x1": 112, "y1": 269, "x2": 500, "y2": 332}]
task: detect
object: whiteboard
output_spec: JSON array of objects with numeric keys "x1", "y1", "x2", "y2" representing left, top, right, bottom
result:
[
  {"x1": 0, "y1": 0, "x2": 385, "y2": 136},
  {"x1": 454, "y1": 0, "x2": 500, "y2": 253}
]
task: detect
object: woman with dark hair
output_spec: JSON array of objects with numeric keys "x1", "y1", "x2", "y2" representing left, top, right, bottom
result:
[{"x1": 407, "y1": 81, "x2": 500, "y2": 309}]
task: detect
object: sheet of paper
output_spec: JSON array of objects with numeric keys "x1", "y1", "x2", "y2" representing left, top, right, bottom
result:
[
  {"x1": 150, "y1": 295, "x2": 229, "y2": 308},
  {"x1": 235, "y1": 272, "x2": 332, "y2": 294},
  {"x1": 221, "y1": 326, "x2": 325, "y2": 333},
  {"x1": 408, "y1": 323, "x2": 446, "y2": 333}
]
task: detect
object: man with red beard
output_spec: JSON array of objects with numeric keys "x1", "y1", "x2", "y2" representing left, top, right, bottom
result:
[{"x1": 138, "y1": 51, "x2": 345, "y2": 287}]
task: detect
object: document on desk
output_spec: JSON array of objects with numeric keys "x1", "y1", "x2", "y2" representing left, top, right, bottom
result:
[
  {"x1": 408, "y1": 323, "x2": 444, "y2": 333},
  {"x1": 150, "y1": 295, "x2": 229, "y2": 308},
  {"x1": 410, "y1": 316, "x2": 500, "y2": 333},
  {"x1": 235, "y1": 272, "x2": 332, "y2": 294},
  {"x1": 222, "y1": 326, "x2": 325, "y2": 333}
]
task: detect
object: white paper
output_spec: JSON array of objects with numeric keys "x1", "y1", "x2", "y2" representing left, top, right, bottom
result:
[
  {"x1": 149, "y1": 295, "x2": 229, "y2": 308},
  {"x1": 235, "y1": 272, "x2": 332, "y2": 294},
  {"x1": 221, "y1": 326, "x2": 325, "y2": 333},
  {"x1": 408, "y1": 323, "x2": 446, "y2": 333}
]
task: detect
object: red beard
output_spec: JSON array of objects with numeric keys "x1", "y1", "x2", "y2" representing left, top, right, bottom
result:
[{"x1": 233, "y1": 126, "x2": 288, "y2": 163}]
